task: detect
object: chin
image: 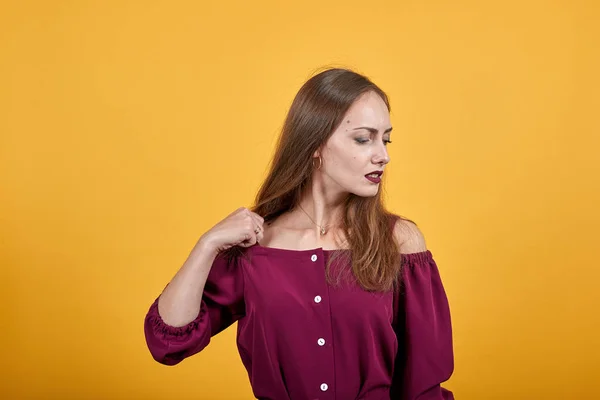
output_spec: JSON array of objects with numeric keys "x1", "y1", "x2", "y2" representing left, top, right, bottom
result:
[{"x1": 350, "y1": 188, "x2": 380, "y2": 198}]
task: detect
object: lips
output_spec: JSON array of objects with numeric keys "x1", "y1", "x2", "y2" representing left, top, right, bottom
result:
[
  {"x1": 365, "y1": 171, "x2": 383, "y2": 177},
  {"x1": 365, "y1": 174, "x2": 382, "y2": 183}
]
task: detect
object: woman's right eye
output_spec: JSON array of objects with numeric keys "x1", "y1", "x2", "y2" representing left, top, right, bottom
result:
[{"x1": 355, "y1": 138, "x2": 369, "y2": 144}]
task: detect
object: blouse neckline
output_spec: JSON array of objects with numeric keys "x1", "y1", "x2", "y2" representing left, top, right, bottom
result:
[
  {"x1": 249, "y1": 243, "x2": 431, "y2": 262},
  {"x1": 250, "y1": 243, "x2": 350, "y2": 256}
]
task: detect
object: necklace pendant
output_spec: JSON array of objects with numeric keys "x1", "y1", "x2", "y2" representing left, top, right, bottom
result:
[{"x1": 320, "y1": 226, "x2": 326, "y2": 235}]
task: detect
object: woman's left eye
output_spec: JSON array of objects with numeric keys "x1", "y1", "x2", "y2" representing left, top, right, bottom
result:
[{"x1": 355, "y1": 138, "x2": 392, "y2": 145}]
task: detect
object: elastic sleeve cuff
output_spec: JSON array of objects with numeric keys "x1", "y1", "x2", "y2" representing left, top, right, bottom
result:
[{"x1": 145, "y1": 297, "x2": 206, "y2": 339}]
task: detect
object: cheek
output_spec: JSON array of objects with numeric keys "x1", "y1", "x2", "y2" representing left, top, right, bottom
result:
[
  {"x1": 333, "y1": 155, "x2": 363, "y2": 178},
  {"x1": 332, "y1": 153, "x2": 356, "y2": 168},
  {"x1": 323, "y1": 142, "x2": 363, "y2": 174}
]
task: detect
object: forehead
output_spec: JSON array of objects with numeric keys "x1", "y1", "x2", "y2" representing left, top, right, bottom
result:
[{"x1": 343, "y1": 91, "x2": 390, "y2": 128}]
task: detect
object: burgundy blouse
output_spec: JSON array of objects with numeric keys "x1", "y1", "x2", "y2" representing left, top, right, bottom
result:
[{"x1": 144, "y1": 233, "x2": 454, "y2": 399}]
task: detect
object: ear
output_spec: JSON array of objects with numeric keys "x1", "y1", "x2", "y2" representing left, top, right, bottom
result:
[{"x1": 313, "y1": 142, "x2": 326, "y2": 157}]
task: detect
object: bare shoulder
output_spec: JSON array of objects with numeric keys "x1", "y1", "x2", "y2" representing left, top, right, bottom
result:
[{"x1": 392, "y1": 217, "x2": 428, "y2": 254}]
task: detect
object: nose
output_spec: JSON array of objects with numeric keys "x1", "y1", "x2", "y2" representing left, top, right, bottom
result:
[{"x1": 373, "y1": 147, "x2": 390, "y2": 166}]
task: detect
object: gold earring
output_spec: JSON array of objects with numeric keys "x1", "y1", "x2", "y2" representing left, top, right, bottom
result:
[{"x1": 313, "y1": 156, "x2": 322, "y2": 170}]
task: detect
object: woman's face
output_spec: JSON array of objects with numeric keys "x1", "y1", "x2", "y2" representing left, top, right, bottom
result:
[{"x1": 315, "y1": 91, "x2": 392, "y2": 198}]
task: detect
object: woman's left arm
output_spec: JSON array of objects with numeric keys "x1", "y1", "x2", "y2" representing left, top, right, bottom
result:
[{"x1": 390, "y1": 219, "x2": 455, "y2": 400}]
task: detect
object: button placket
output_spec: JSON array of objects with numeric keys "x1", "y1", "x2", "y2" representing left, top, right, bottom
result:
[{"x1": 311, "y1": 251, "x2": 331, "y2": 397}]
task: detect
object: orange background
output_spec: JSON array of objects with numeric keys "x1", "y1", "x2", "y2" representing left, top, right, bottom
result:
[{"x1": 1, "y1": 1, "x2": 599, "y2": 399}]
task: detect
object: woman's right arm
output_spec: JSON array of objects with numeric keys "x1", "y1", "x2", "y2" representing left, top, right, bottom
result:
[
  {"x1": 143, "y1": 239, "x2": 244, "y2": 365},
  {"x1": 144, "y1": 208, "x2": 264, "y2": 365},
  {"x1": 157, "y1": 239, "x2": 219, "y2": 329}
]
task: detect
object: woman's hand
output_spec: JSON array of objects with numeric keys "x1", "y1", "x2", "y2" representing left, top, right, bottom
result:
[{"x1": 199, "y1": 207, "x2": 265, "y2": 253}]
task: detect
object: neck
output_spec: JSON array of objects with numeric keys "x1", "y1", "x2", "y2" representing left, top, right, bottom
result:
[{"x1": 296, "y1": 180, "x2": 346, "y2": 232}]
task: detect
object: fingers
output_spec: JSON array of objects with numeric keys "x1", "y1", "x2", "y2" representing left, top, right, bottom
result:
[
  {"x1": 238, "y1": 232, "x2": 254, "y2": 247},
  {"x1": 248, "y1": 209, "x2": 264, "y2": 226},
  {"x1": 249, "y1": 211, "x2": 264, "y2": 244},
  {"x1": 239, "y1": 208, "x2": 264, "y2": 247},
  {"x1": 243, "y1": 208, "x2": 264, "y2": 232}
]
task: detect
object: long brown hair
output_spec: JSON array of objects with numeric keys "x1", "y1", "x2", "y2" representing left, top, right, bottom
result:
[{"x1": 225, "y1": 67, "x2": 414, "y2": 293}]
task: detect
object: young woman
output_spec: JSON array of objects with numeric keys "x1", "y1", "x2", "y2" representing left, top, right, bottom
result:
[{"x1": 144, "y1": 68, "x2": 455, "y2": 399}]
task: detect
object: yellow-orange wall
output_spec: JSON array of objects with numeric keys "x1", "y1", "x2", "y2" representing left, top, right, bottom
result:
[{"x1": 1, "y1": 1, "x2": 598, "y2": 399}]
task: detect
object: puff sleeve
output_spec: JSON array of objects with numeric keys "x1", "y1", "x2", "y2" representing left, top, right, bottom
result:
[
  {"x1": 143, "y1": 252, "x2": 245, "y2": 365},
  {"x1": 391, "y1": 250, "x2": 455, "y2": 399}
]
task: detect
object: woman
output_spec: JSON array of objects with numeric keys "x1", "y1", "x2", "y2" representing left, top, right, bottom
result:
[{"x1": 144, "y1": 68, "x2": 455, "y2": 399}]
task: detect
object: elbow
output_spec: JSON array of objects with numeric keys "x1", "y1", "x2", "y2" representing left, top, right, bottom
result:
[{"x1": 143, "y1": 300, "x2": 211, "y2": 365}]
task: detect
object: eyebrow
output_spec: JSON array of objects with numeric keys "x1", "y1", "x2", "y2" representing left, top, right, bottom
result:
[{"x1": 352, "y1": 126, "x2": 393, "y2": 134}]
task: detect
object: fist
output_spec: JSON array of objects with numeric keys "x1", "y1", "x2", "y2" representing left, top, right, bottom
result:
[{"x1": 200, "y1": 207, "x2": 265, "y2": 253}]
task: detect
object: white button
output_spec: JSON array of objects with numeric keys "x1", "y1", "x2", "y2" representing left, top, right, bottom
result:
[
  {"x1": 311, "y1": 254, "x2": 317, "y2": 262},
  {"x1": 314, "y1": 295, "x2": 322, "y2": 303},
  {"x1": 317, "y1": 338, "x2": 325, "y2": 346},
  {"x1": 320, "y1": 383, "x2": 328, "y2": 391}
]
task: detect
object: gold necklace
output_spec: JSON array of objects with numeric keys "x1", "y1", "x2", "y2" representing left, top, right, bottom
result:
[{"x1": 297, "y1": 204, "x2": 328, "y2": 236}]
